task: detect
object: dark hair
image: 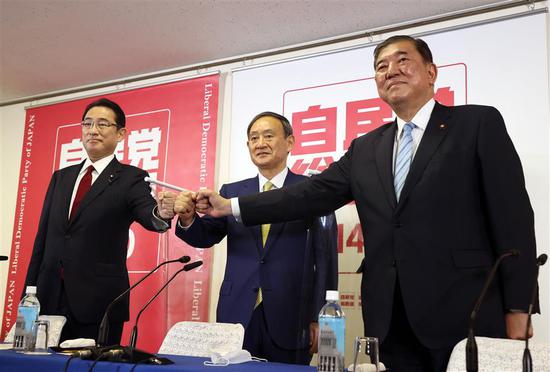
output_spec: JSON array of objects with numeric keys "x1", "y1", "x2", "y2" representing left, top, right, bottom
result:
[
  {"x1": 373, "y1": 35, "x2": 433, "y2": 68},
  {"x1": 246, "y1": 111, "x2": 293, "y2": 138},
  {"x1": 82, "y1": 98, "x2": 126, "y2": 128}
]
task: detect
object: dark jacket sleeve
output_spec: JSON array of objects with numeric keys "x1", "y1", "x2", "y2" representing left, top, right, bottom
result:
[
  {"x1": 476, "y1": 106, "x2": 537, "y2": 312},
  {"x1": 309, "y1": 212, "x2": 339, "y2": 322},
  {"x1": 240, "y1": 146, "x2": 355, "y2": 226},
  {"x1": 126, "y1": 169, "x2": 169, "y2": 232},
  {"x1": 25, "y1": 172, "x2": 58, "y2": 288}
]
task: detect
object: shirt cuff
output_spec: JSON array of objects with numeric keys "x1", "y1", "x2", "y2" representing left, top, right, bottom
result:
[
  {"x1": 177, "y1": 216, "x2": 195, "y2": 230},
  {"x1": 231, "y1": 197, "x2": 242, "y2": 223},
  {"x1": 151, "y1": 206, "x2": 170, "y2": 232}
]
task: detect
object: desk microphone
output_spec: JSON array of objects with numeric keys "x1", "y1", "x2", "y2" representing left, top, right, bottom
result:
[
  {"x1": 466, "y1": 249, "x2": 519, "y2": 372},
  {"x1": 0, "y1": 256, "x2": 8, "y2": 261},
  {"x1": 522, "y1": 253, "x2": 547, "y2": 372},
  {"x1": 129, "y1": 260, "x2": 203, "y2": 348},
  {"x1": 96, "y1": 255, "x2": 190, "y2": 346}
]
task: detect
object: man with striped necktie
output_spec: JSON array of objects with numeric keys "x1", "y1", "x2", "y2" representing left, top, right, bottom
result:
[{"x1": 194, "y1": 36, "x2": 538, "y2": 372}]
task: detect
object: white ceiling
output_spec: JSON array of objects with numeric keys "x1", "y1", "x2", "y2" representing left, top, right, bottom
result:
[{"x1": 0, "y1": 0, "x2": 507, "y2": 105}]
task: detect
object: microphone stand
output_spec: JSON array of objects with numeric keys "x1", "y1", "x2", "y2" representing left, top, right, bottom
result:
[
  {"x1": 466, "y1": 249, "x2": 519, "y2": 372},
  {"x1": 522, "y1": 254, "x2": 547, "y2": 372},
  {"x1": 93, "y1": 260, "x2": 203, "y2": 365},
  {"x1": 129, "y1": 260, "x2": 203, "y2": 348},
  {"x1": 97, "y1": 255, "x2": 190, "y2": 346}
]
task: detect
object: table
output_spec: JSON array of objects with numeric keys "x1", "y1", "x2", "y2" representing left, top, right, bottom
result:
[{"x1": 0, "y1": 349, "x2": 316, "y2": 372}]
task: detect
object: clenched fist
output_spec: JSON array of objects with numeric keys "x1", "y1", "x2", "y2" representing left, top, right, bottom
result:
[{"x1": 174, "y1": 191, "x2": 197, "y2": 227}]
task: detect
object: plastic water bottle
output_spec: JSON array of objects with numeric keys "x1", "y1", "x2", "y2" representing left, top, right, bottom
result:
[
  {"x1": 13, "y1": 286, "x2": 41, "y2": 351},
  {"x1": 318, "y1": 290, "x2": 345, "y2": 372}
]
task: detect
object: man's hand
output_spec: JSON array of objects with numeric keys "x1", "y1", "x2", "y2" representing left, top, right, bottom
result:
[
  {"x1": 506, "y1": 312, "x2": 532, "y2": 339},
  {"x1": 174, "y1": 191, "x2": 197, "y2": 226},
  {"x1": 196, "y1": 189, "x2": 232, "y2": 217},
  {"x1": 157, "y1": 191, "x2": 177, "y2": 220},
  {"x1": 309, "y1": 322, "x2": 319, "y2": 354}
]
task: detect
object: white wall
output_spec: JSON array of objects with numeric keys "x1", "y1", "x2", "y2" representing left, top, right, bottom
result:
[
  {"x1": 0, "y1": 103, "x2": 26, "y2": 326},
  {"x1": 1, "y1": 2, "x2": 549, "y2": 346}
]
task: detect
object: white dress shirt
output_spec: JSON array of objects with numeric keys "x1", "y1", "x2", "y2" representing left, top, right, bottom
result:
[
  {"x1": 68, "y1": 154, "x2": 114, "y2": 218},
  {"x1": 392, "y1": 98, "x2": 435, "y2": 174},
  {"x1": 231, "y1": 168, "x2": 289, "y2": 221}
]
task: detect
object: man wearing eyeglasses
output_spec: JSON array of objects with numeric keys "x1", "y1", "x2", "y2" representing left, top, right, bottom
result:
[{"x1": 24, "y1": 98, "x2": 176, "y2": 345}]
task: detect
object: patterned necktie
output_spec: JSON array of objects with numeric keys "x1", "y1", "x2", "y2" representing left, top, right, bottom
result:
[
  {"x1": 255, "y1": 181, "x2": 274, "y2": 309},
  {"x1": 261, "y1": 181, "x2": 274, "y2": 246},
  {"x1": 394, "y1": 122, "x2": 415, "y2": 201},
  {"x1": 70, "y1": 165, "x2": 94, "y2": 220}
]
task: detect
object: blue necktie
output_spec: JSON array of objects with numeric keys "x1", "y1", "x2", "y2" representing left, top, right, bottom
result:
[{"x1": 394, "y1": 123, "x2": 415, "y2": 201}]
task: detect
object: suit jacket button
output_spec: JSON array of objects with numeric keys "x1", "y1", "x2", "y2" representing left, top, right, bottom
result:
[
  {"x1": 64, "y1": 234, "x2": 71, "y2": 239},
  {"x1": 393, "y1": 223, "x2": 402, "y2": 228},
  {"x1": 260, "y1": 259, "x2": 265, "y2": 264},
  {"x1": 392, "y1": 260, "x2": 397, "y2": 267}
]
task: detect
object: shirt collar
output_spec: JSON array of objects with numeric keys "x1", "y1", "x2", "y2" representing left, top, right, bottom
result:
[
  {"x1": 258, "y1": 167, "x2": 288, "y2": 191},
  {"x1": 80, "y1": 154, "x2": 115, "y2": 175},
  {"x1": 395, "y1": 98, "x2": 435, "y2": 137}
]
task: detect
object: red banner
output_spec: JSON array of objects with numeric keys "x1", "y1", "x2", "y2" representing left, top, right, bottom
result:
[{"x1": 2, "y1": 75, "x2": 219, "y2": 352}]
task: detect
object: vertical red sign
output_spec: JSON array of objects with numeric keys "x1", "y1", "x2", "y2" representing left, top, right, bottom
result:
[{"x1": 2, "y1": 75, "x2": 219, "y2": 352}]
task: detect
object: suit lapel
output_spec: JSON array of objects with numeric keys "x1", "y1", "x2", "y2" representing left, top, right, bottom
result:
[
  {"x1": 69, "y1": 158, "x2": 121, "y2": 224},
  {"x1": 241, "y1": 177, "x2": 263, "y2": 255},
  {"x1": 397, "y1": 103, "x2": 451, "y2": 212},
  {"x1": 61, "y1": 162, "x2": 84, "y2": 224},
  {"x1": 375, "y1": 122, "x2": 398, "y2": 209}
]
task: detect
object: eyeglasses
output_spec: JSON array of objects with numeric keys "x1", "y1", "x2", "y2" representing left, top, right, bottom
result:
[{"x1": 81, "y1": 119, "x2": 118, "y2": 130}]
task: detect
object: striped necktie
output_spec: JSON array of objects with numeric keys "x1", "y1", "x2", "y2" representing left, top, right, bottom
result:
[{"x1": 394, "y1": 122, "x2": 415, "y2": 201}]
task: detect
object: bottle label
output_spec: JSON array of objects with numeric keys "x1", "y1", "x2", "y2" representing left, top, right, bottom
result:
[
  {"x1": 318, "y1": 316, "x2": 345, "y2": 371},
  {"x1": 18, "y1": 306, "x2": 38, "y2": 333},
  {"x1": 15, "y1": 306, "x2": 39, "y2": 350}
]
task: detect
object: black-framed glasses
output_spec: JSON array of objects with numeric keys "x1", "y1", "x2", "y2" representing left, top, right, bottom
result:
[{"x1": 81, "y1": 118, "x2": 118, "y2": 130}]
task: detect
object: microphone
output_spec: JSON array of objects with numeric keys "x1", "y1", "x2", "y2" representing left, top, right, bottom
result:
[
  {"x1": 0, "y1": 256, "x2": 8, "y2": 261},
  {"x1": 466, "y1": 249, "x2": 519, "y2": 372},
  {"x1": 182, "y1": 260, "x2": 203, "y2": 272},
  {"x1": 129, "y1": 260, "x2": 203, "y2": 348},
  {"x1": 96, "y1": 255, "x2": 190, "y2": 346},
  {"x1": 522, "y1": 254, "x2": 547, "y2": 372}
]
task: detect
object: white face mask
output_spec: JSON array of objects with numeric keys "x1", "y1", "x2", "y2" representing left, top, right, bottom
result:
[{"x1": 203, "y1": 349, "x2": 266, "y2": 367}]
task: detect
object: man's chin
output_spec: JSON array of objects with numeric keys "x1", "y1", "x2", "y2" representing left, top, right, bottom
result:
[
  {"x1": 84, "y1": 144, "x2": 101, "y2": 153},
  {"x1": 84, "y1": 147, "x2": 109, "y2": 159},
  {"x1": 251, "y1": 159, "x2": 272, "y2": 168},
  {"x1": 386, "y1": 94, "x2": 409, "y2": 107}
]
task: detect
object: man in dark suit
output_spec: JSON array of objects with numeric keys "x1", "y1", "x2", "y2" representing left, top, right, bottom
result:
[
  {"x1": 193, "y1": 36, "x2": 538, "y2": 372},
  {"x1": 173, "y1": 112, "x2": 338, "y2": 365},
  {"x1": 24, "y1": 98, "x2": 176, "y2": 345}
]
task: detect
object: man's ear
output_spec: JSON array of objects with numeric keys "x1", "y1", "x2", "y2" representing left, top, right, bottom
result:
[
  {"x1": 116, "y1": 127, "x2": 127, "y2": 142},
  {"x1": 286, "y1": 134, "x2": 295, "y2": 153},
  {"x1": 428, "y1": 63, "x2": 438, "y2": 86}
]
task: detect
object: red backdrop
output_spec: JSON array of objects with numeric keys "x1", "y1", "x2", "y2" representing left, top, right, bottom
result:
[{"x1": 2, "y1": 74, "x2": 219, "y2": 352}]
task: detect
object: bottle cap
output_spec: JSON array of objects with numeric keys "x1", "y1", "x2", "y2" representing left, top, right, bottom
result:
[
  {"x1": 26, "y1": 286, "x2": 37, "y2": 294},
  {"x1": 325, "y1": 290, "x2": 339, "y2": 301}
]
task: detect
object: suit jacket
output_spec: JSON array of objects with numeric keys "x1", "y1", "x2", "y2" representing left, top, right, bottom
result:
[
  {"x1": 25, "y1": 157, "x2": 168, "y2": 324},
  {"x1": 176, "y1": 171, "x2": 338, "y2": 350},
  {"x1": 239, "y1": 103, "x2": 537, "y2": 349}
]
